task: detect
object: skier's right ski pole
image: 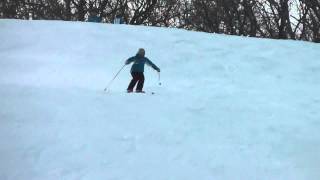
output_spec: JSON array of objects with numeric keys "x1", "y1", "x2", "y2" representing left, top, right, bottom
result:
[
  {"x1": 104, "y1": 64, "x2": 126, "y2": 92},
  {"x1": 157, "y1": 72, "x2": 161, "y2": 86}
]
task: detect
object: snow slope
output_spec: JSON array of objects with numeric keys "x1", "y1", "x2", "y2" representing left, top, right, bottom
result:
[{"x1": 0, "y1": 19, "x2": 320, "y2": 180}]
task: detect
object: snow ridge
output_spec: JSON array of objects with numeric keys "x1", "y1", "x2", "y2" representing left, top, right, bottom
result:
[{"x1": 0, "y1": 19, "x2": 320, "y2": 180}]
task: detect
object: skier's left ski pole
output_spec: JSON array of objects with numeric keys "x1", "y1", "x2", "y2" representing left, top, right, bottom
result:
[{"x1": 104, "y1": 64, "x2": 126, "y2": 92}]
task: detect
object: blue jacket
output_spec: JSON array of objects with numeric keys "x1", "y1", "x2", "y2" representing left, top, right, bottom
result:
[{"x1": 125, "y1": 55, "x2": 160, "y2": 73}]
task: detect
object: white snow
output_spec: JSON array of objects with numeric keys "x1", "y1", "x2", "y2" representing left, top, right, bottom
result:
[{"x1": 0, "y1": 19, "x2": 320, "y2": 180}]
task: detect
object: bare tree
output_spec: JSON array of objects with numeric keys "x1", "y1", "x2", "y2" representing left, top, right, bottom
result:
[{"x1": 302, "y1": 0, "x2": 320, "y2": 42}]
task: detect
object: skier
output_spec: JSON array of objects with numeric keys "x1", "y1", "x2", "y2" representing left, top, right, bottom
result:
[
  {"x1": 88, "y1": 9, "x2": 102, "y2": 23},
  {"x1": 113, "y1": 14, "x2": 125, "y2": 24},
  {"x1": 125, "y1": 48, "x2": 160, "y2": 93}
]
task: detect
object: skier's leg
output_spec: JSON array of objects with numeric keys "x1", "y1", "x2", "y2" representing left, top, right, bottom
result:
[
  {"x1": 136, "y1": 73, "x2": 145, "y2": 91},
  {"x1": 127, "y1": 72, "x2": 139, "y2": 91}
]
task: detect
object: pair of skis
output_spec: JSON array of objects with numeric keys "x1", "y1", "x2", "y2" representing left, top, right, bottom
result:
[
  {"x1": 127, "y1": 91, "x2": 156, "y2": 95},
  {"x1": 104, "y1": 65, "x2": 161, "y2": 94}
]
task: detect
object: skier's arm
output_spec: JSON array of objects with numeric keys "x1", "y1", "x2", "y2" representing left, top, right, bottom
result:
[
  {"x1": 125, "y1": 57, "x2": 135, "y2": 65},
  {"x1": 146, "y1": 58, "x2": 160, "y2": 72}
]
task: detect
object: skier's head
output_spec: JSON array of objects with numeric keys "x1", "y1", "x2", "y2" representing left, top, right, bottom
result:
[
  {"x1": 90, "y1": 9, "x2": 99, "y2": 16},
  {"x1": 137, "y1": 48, "x2": 145, "y2": 57}
]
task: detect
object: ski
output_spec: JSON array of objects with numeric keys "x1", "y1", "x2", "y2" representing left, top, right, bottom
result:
[{"x1": 126, "y1": 91, "x2": 155, "y2": 95}]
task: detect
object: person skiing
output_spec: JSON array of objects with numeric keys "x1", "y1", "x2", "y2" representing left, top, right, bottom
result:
[
  {"x1": 88, "y1": 9, "x2": 102, "y2": 23},
  {"x1": 113, "y1": 14, "x2": 125, "y2": 24},
  {"x1": 125, "y1": 48, "x2": 160, "y2": 93}
]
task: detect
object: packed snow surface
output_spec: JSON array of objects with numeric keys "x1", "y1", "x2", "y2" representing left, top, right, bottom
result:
[{"x1": 0, "y1": 19, "x2": 320, "y2": 180}]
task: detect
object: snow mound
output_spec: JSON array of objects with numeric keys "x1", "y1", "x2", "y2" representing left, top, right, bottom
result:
[{"x1": 1, "y1": 19, "x2": 320, "y2": 180}]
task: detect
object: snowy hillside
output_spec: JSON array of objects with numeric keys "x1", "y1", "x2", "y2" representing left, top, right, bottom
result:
[{"x1": 0, "y1": 19, "x2": 320, "y2": 180}]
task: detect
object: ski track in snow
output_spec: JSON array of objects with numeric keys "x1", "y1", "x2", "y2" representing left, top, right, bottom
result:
[{"x1": 0, "y1": 19, "x2": 320, "y2": 180}]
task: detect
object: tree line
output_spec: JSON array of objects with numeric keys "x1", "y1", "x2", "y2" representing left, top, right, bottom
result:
[{"x1": 1, "y1": 0, "x2": 319, "y2": 43}]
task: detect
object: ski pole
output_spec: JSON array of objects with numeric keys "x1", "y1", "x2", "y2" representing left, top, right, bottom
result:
[
  {"x1": 157, "y1": 71, "x2": 162, "y2": 86},
  {"x1": 104, "y1": 64, "x2": 126, "y2": 92}
]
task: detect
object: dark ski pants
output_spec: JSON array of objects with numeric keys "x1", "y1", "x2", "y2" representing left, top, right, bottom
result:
[{"x1": 127, "y1": 72, "x2": 145, "y2": 91}]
